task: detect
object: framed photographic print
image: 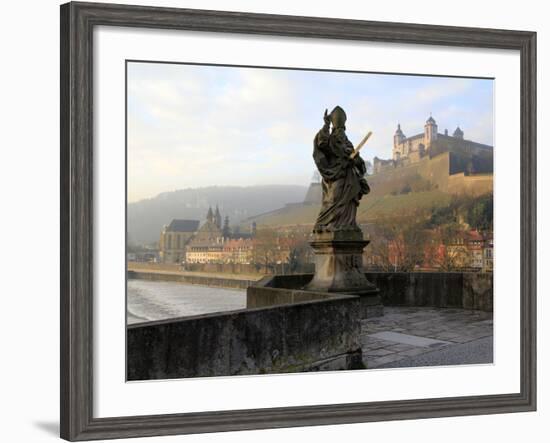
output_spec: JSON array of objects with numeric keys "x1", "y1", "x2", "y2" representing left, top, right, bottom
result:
[{"x1": 60, "y1": 1, "x2": 536, "y2": 441}]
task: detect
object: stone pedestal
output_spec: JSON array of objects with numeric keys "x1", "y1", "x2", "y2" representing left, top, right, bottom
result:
[{"x1": 305, "y1": 229, "x2": 382, "y2": 318}]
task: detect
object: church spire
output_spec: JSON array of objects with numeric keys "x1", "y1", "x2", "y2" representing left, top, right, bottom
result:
[
  {"x1": 214, "y1": 205, "x2": 222, "y2": 229},
  {"x1": 206, "y1": 206, "x2": 214, "y2": 223}
]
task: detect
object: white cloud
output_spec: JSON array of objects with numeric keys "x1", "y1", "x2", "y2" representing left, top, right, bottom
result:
[{"x1": 127, "y1": 64, "x2": 313, "y2": 201}]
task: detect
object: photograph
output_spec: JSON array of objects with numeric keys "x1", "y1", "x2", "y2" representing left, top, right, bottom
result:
[{"x1": 125, "y1": 61, "x2": 495, "y2": 380}]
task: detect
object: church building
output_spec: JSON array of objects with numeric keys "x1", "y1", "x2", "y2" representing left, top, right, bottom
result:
[{"x1": 158, "y1": 219, "x2": 200, "y2": 263}]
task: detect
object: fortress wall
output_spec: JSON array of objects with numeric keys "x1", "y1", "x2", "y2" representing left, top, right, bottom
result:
[
  {"x1": 368, "y1": 154, "x2": 447, "y2": 195},
  {"x1": 407, "y1": 137, "x2": 425, "y2": 153},
  {"x1": 408, "y1": 150, "x2": 422, "y2": 163},
  {"x1": 368, "y1": 150, "x2": 493, "y2": 196},
  {"x1": 396, "y1": 136, "x2": 424, "y2": 154},
  {"x1": 368, "y1": 164, "x2": 420, "y2": 195},
  {"x1": 447, "y1": 173, "x2": 493, "y2": 196},
  {"x1": 416, "y1": 152, "x2": 451, "y2": 190},
  {"x1": 371, "y1": 155, "x2": 427, "y2": 181}
]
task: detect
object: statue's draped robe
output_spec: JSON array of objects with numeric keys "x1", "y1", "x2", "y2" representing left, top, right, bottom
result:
[{"x1": 313, "y1": 125, "x2": 369, "y2": 232}]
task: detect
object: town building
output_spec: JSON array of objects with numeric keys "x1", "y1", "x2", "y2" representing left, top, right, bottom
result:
[
  {"x1": 184, "y1": 206, "x2": 226, "y2": 264},
  {"x1": 183, "y1": 207, "x2": 257, "y2": 264},
  {"x1": 466, "y1": 230, "x2": 485, "y2": 269},
  {"x1": 222, "y1": 238, "x2": 254, "y2": 264},
  {"x1": 158, "y1": 205, "x2": 246, "y2": 264},
  {"x1": 439, "y1": 230, "x2": 492, "y2": 271},
  {"x1": 185, "y1": 240, "x2": 225, "y2": 264},
  {"x1": 483, "y1": 236, "x2": 494, "y2": 272}
]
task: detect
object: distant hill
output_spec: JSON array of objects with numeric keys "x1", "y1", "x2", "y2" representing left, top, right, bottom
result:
[
  {"x1": 128, "y1": 185, "x2": 308, "y2": 245},
  {"x1": 246, "y1": 190, "x2": 453, "y2": 227}
]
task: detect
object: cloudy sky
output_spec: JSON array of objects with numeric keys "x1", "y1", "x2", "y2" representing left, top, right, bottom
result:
[{"x1": 127, "y1": 61, "x2": 493, "y2": 202}]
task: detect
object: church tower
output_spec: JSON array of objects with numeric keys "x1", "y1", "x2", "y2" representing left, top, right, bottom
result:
[
  {"x1": 214, "y1": 205, "x2": 222, "y2": 229},
  {"x1": 424, "y1": 115, "x2": 438, "y2": 147},
  {"x1": 206, "y1": 206, "x2": 214, "y2": 224}
]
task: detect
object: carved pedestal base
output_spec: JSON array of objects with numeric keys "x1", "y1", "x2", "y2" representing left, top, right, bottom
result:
[{"x1": 305, "y1": 230, "x2": 382, "y2": 318}]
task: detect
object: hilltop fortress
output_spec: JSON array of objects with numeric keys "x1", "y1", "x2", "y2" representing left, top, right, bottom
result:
[
  {"x1": 303, "y1": 115, "x2": 493, "y2": 204},
  {"x1": 369, "y1": 116, "x2": 493, "y2": 195},
  {"x1": 378, "y1": 115, "x2": 492, "y2": 171}
]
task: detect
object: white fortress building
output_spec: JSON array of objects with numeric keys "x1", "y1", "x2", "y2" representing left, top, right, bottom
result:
[
  {"x1": 392, "y1": 115, "x2": 470, "y2": 161},
  {"x1": 373, "y1": 115, "x2": 493, "y2": 175}
]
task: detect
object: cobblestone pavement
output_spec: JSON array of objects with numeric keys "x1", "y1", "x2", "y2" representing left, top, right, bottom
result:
[{"x1": 361, "y1": 307, "x2": 493, "y2": 369}]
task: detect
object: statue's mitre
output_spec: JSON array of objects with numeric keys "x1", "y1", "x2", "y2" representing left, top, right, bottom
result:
[{"x1": 330, "y1": 106, "x2": 347, "y2": 127}]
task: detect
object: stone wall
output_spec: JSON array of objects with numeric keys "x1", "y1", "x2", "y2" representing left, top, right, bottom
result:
[
  {"x1": 247, "y1": 274, "x2": 341, "y2": 308},
  {"x1": 248, "y1": 272, "x2": 492, "y2": 312},
  {"x1": 128, "y1": 262, "x2": 181, "y2": 272},
  {"x1": 447, "y1": 172, "x2": 493, "y2": 196},
  {"x1": 368, "y1": 271, "x2": 493, "y2": 312},
  {"x1": 369, "y1": 151, "x2": 493, "y2": 197},
  {"x1": 417, "y1": 151, "x2": 451, "y2": 191},
  {"x1": 128, "y1": 270, "x2": 256, "y2": 290},
  {"x1": 185, "y1": 262, "x2": 260, "y2": 275},
  {"x1": 127, "y1": 295, "x2": 364, "y2": 380},
  {"x1": 247, "y1": 274, "x2": 383, "y2": 318},
  {"x1": 370, "y1": 152, "x2": 450, "y2": 192}
]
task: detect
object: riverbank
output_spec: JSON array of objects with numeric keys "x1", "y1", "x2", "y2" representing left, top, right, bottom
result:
[
  {"x1": 128, "y1": 262, "x2": 262, "y2": 279},
  {"x1": 127, "y1": 264, "x2": 263, "y2": 290}
]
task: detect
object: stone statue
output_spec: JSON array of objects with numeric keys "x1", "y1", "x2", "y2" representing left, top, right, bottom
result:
[
  {"x1": 306, "y1": 106, "x2": 380, "y2": 316},
  {"x1": 312, "y1": 106, "x2": 370, "y2": 233}
]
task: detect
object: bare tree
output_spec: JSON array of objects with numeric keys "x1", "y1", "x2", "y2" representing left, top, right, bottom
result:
[
  {"x1": 252, "y1": 227, "x2": 279, "y2": 274},
  {"x1": 366, "y1": 213, "x2": 430, "y2": 272},
  {"x1": 428, "y1": 224, "x2": 469, "y2": 271}
]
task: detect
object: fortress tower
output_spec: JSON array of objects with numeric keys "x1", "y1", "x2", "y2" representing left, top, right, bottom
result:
[
  {"x1": 424, "y1": 114, "x2": 438, "y2": 146},
  {"x1": 393, "y1": 123, "x2": 406, "y2": 149},
  {"x1": 453, "y1": 126, "x2": 464, "y2": 139}
]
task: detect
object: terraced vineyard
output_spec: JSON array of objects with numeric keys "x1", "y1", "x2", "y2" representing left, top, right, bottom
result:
[{"x1": 246, "y1": 190, "x2": 453, "y2": 227}]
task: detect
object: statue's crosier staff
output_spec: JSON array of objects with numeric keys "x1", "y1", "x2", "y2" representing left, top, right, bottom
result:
[{"x1": 350, "y1": 131, "x2": 373, "y2": 159}]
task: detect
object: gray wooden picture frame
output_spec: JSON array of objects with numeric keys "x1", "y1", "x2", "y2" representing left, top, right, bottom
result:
[{"x1": 60, "y1": 1, "x2": 537, "y2": 441}]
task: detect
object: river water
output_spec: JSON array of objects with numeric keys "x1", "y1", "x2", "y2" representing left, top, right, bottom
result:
[{"x1": 127, "y1": 279, "x2": 247, "y2": 325}]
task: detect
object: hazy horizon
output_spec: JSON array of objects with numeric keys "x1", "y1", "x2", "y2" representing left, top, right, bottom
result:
[
  {"x1": 130, "y1": 183, "x2": 309, "y2": 204},
  {"x1": 128, "y1": 62, "x2": 494, "y2": 202}
]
